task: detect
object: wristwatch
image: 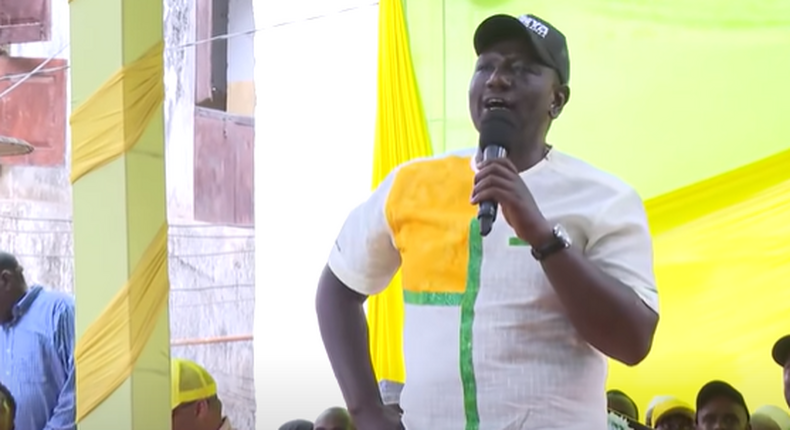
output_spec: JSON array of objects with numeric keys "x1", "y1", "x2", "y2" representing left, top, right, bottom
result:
[{"x1": 530, "y1": 224, "x2": 571, "y2": 261}]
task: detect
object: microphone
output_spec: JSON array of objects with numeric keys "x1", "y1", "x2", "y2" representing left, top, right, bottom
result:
[{"x1": 477, "y1": 110, "x2": 517, "y2": 237}]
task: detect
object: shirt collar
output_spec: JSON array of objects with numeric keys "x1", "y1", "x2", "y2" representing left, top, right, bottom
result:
[
  {"x1": 470, "y1": 147, "x2": 554, "y2": 174},
  {"x1": 10, "y1": 285, "x2": 43, "y2": 322}
]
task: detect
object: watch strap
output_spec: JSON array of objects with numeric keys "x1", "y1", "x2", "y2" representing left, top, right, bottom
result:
[{"x1": 531, "y1": 227, "x2": 570, "y2": 261}]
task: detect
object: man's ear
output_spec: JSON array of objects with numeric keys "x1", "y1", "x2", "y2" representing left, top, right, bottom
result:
[
  {"x1": 0, "y1": 270, "x2": 10, "y2": 290},
  {"x1": 195, "y1": 399, "x2": 211, "y2": 417},
  {"x1": 550, "y1": 84, "x2": 570, "y2": 119}
]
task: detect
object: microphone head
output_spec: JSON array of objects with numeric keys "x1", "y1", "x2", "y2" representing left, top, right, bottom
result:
[{"x1": 479, "y1": 109, "x2": 518, "y2": 151}]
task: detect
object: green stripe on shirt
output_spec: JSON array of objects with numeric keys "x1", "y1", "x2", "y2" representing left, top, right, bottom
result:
[{"x1": 460, "y1": 218, "x2": 483, "y2": 430}]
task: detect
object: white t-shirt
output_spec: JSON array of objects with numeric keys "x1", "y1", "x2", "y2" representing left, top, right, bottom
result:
[{"x1": 328, "y1": 148, "x2": 658, "y2": 430}]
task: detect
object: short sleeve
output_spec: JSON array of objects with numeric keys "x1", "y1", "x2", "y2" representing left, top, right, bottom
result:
[
  {"x1": 379, "y1": 379, "x2": 404, "y2": 405},
  {"x1": 327, "y1": 170, "x2": 401, "y2": 296},
  {"x1": 585, "y1": 188, "x2": 659, "y2": 314}
]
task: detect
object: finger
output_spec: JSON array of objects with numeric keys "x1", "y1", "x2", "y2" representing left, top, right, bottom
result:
[
  {"x1": 474, "y1": 162, "x2": 519, "y2": 185},
  {"x1": 472, "y1": 174, "x2": 512, "y2": 196},
  {"x1": 470, "y1": 176, "x2": 514, "y2": 204},
  {"x1": 470, "y1": 187, "x2": 510, "y2": 205}
]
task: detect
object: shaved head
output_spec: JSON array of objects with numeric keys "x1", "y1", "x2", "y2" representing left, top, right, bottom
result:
[{"x1": 314, "y1": 407, "x2": 354, "y2": 430}]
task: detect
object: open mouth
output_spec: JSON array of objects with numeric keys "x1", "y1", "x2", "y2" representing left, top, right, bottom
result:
[{"x1": 483, "y1": 98, "x2": 511, "y2": 111}]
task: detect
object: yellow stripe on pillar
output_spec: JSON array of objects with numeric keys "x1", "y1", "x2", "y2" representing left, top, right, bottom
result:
[
  {"x1": 367, "y1": 0, "x2": 434, "y2": 385},
  {"x1": 69, "y1": 0, "x2": 170, "y2": 428}
]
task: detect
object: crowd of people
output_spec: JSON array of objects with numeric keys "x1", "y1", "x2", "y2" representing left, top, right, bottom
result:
[
  {"x1": 0, "y1": 352, "x2": 359, "y2": 430},
  {"x1": 1, "y1": 345, "x2": 788, "y2": 430},
  {"x1": 604, "y1": 333, "x2": 790, "y2": 430},
  {"x1": 173, "y1": 357, "x2": 355, "y2": 430}
]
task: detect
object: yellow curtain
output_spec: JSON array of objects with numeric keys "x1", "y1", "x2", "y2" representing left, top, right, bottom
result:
[
  {"x1": 608, "y1": 148, "x2": 790, "y2": 412},
  {"x1": 366, "y1": 0, "x2": 433, "y2": 384}
]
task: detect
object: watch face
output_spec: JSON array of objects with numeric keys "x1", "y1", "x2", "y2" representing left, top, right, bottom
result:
[{"x1": 554, "y1": 224, "x2": 571, "y2": 244}]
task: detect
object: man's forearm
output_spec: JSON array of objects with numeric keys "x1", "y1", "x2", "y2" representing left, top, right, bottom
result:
[
  {"x1": 316, "y1": 266, "x2": 384, "y2": 414},
  {"x1": 540, "y1": 248, "x2": 658, "y2": 365}
]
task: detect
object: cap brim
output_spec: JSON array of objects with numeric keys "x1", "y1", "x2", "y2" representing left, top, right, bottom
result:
[
  {"x1": 772, "y1": 335, "x2": 790, "y2": 366},
  {"x1": 473, "y1": 15, "x2": 554, "y2": 70}
]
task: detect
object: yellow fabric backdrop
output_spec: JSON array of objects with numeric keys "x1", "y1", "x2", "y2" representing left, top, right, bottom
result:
[
  {"x1": 368, "y1": 0, "x2": 790, "y2": 415},
  {"x1": 610, "y1": 148, "x2": 790, "y2": 412},
  {"x1": 366, "y1": 0, "x2": 433, "y2": 384}
]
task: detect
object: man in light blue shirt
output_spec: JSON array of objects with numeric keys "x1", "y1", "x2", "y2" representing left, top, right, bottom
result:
[{"x1": 0, "y1": 252, "x2": 75, "y2": 430}]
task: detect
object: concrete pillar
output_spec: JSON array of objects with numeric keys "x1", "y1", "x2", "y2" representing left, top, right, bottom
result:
[{"x1": 69, "y1": 0, "x2": 170, "y2": 429}]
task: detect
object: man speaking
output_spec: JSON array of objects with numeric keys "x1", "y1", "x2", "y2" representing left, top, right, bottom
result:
[{"x1": 316, "y1": 12, "x2": 659, "y2": 430}]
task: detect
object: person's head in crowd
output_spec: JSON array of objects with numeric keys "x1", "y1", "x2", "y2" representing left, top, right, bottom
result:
[
  {"x1": 772, "y1": 334, "x2": 790, "y2": 408},
  {"x1": 0, "y1": 252, "x2": 27, "y2": 323},
  {"x1": 0, "y1": 382, "x2": 15, "y2": 430},
  {"x1": 651, "y1": 397, "x2": 694, "y2": 430},
  {"x1": 314, "y1": 407, "x2": 354, "y2": 430},
  {"x1": 607, "y1": 389, "x2": 639, "y2": 421},
  {"x1": 278, "y1": 419, "x2": 313, "y2": 430},
  {"x1": 646, "y1": 395, "x2": 675, "y2": 427},
  {"x1": 171, "y1": 358, "x2": 229, "y2": 430},
  {"x1": 750, "y1": 405, "x2": 790, "y2": 430},
  {"x1": 696, "y1": 380, "x2": 751, "y2": 430}
]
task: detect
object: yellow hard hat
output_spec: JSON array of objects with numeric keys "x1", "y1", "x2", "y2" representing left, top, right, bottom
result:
[
  {"x1": 171, "y1": 358, "x2": 217, "y2": 410},
  {"x1": 652, "y1": 397, "x2": 694, "y2": 426}
]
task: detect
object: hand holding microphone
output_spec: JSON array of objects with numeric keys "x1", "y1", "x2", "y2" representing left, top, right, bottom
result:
[{"x1": 471, "y1": 110, "x2": 551, "y2": 243}]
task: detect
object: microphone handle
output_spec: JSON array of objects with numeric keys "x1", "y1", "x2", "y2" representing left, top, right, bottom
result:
[{"x1": 477, "y1": 145, "x2": 508, "y2": 236}]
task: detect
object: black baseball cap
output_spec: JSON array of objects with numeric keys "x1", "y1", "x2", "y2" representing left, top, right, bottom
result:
[
  {"x1": 696, "y1": 381, "x2": 749, "y2": 419},
  {"x1": 473, "y1": 14, "x2": 570, "y2": 85},
  {"x1": 772, "y1": 334, "x2": 790, "y2": 366}
]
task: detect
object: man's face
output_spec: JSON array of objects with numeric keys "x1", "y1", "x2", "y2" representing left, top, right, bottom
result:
[
  {"x1": 171, "y1": 405, "x2": 196, "y2": 430},
  {"x1": 656, "y1": 413, "x2": 694, "y2": 430},
  {"x1": 783, "y1": 358, "x2": 790, "y2": 408},
  {"x1": 0, "y1": 270, "x2": 16, "y2": 321},
  {"x1": 171, "y1": 400, "x2": 209, "y2": 430},
  {"x1": 696, "y1": 397, "x2": 749, "y2": 430},
  {"x1": 468, "y1": 38, "x2": 563, "y2": 133}
]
